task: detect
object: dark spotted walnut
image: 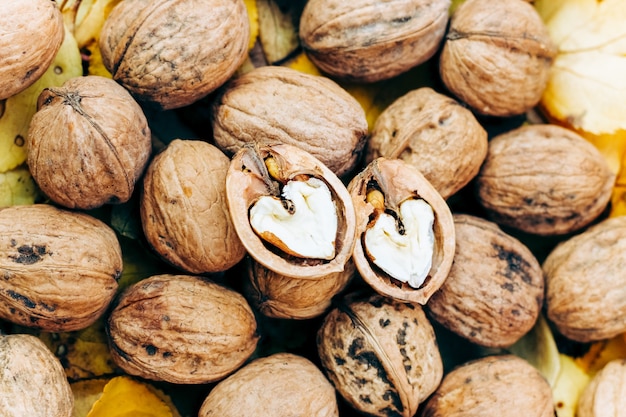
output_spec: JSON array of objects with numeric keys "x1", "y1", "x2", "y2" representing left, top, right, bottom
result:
[{"x1": 317, "y1": 292, "x2": 442, "y2": 417}]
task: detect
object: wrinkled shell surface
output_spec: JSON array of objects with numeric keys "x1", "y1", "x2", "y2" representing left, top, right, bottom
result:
[
  {"x1": 226, "y1": 143, "x2": 357, "y2": 279},
  {"x1": 348, "y1": 158, "x2": 455, "y2": 304},
  {"x1": 439, "y1": 0, "x2": 556, "y2": 116},
  {"x1": 577, "y1": 359, "x2": 626, "y2": 417},
  {"x1": 0, "y1": 0, "x2": 64, "y2": 99},
  {"x1": 212, "y1": 66, "x2": 368, "y2": 178},
  {"x1": 0, "y1": 334, "x2": 73, "y2": 417},
  {"x1": 0, "y1": 204, "x2": 122, "y2": 332},
  {"x1": 299, "y1": 0, "x2": 451, "y2": 82},
  {"x1": 141, "y1": 139, "x2": 246, "y2": 274},
  {"x1": 368, "y1": 87, "x2": 488, "y2": 199},
  {"x1": 318, "y1": 293, "x2": 443, "y2": 417},
  {"x1": 100, "y1": 0, "x2": 249, "y2": 110},
  {"x1": 544, "y1": 216, "x2": 626, "y2": 343},
  {"x1": 27, "y1": 75, "x2": 152, "y2": 210},
  {"x1": 107, "y1": 274, "x2": 259, "y2": 384},
  {"x1": 426, "y1": 214, "x2": 544, "y2": 348},
  {"x1": 476, "y1": 124, "x2": 615, "y2": 236},
  {"x1": 421, "y1": 355, "x2": 554, "y2": 417},
  {"x1": 199, "y1": 353, "x2": 338, "y2": 417}
]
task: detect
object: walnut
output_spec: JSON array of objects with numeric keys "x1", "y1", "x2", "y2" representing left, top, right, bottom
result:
[
  {"x1": 421, "y1": 355, "x2": 554, "y2": 417},
  {"x1": 199, "y1": 353, "x2": 339, "y2": 417},
  {"x1": 212, "y1": 66, "x2": 368, "y2": 178},
  {"x1": 0, "y1": 334, "x2": 73, "y2": 417},
  {"x1": 426, "y1": 214, "x2": 544, "y2": 348},
  {"x1": 140, "y1": 139, "x2": 246, "y2": 274},
  {"x1": 0, "y1": 204, "x2": 122, "y2": 332},
  {"x1": 544, "y1": 216, "x2": 626, "y2": 343},
  {"x1": 107, "y1": 274, "x2": 259, "y2": 384},
  {"x1": 0, "y1": 0, "x2": 64, "y2": 99},
  {"x1": 367, "y1": 87, "x2": 488, "y2": 199},
  {"x1": 577, "y1": 359, "x2": 626, "y2": 417},
  {"x1": 26, "y1": 75, "x2": 152, "y2": 210},
  {"x1": 99, "y1": 0, "x2": 249, "y2": 110},
  {"x1": 476, "y1": 124, "x2": 615, "y2": 236},
  {"x1": 348, "y1": 158, "x2": 455, "y2": 304},
  {"x1": 317, "y1": 292, "x2": 443, "y2": 417},
  {"x1": 439, "y1": 0, "x2": 556, "y2": 116},
  {"x1": 299, "y1": 0, "x2": 451, "y2": 82}
]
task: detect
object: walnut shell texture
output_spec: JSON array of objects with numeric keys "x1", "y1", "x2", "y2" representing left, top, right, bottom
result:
[
  {"x1": 426, "y1": 214, "x2": 544, "y2": 348},
  {"x1": 27, "y1": 75, "x2": 152, "y2": 210},
  {"x1": 0, "y1": 204, "x2": 122, "y2": 332},
  {"x1": 99, "y1": 0, "x2": 249, "y2": 109},
  {"x1": 439, "y1": 0, "x2": 556, "y2": 116},
  {"x1": 107, "y1": 274, "x2": 259, "y2": 384},
  {"x1": 421, "y1": 355, "x2": 554, "y2": 417},
  {"x1": 544, "y1": 216, "x2": 626, "y2": 343},
  {"x1": 318, "y1": 293, "x2": 443, "y2": 417},
  {"x1": 577, "y1": 359, "x2": 626, "y2": 417},
  {"x1": 141, "y1": 139, "x2": 246, "y2": 274},
  {"x1": 0, "y1": 334, "x2": 73, "y2": 417},
  {"x1": 476, "y1": 124, "x2": 615, "y2": 236},
  {"x1": 0, "y1": 0, "x2": 65, "y2": 99},
  {"x1": 212, "y1": 65, "x2": 368, "y2": 178},
  {"x1": 199, "y1": 353, "x2": 339, "y2": 417},
  {"x1": 367, "y1": 87, "x2": 488, "y2": 199},
  {"x1": 299, "y1": 0, "x2": 451, "y2": 82}
]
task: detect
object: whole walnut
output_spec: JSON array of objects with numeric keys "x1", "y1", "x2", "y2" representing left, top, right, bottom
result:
[
  {"x1": 212, "y1": 65, "x2": 368, "y2": 178},
  {"x1": 577, "y1": 359, "x2": 626, "y2": 417},
  {"x1": 421, "y1": 355, "x2": 554, "y2": 417},
  {"x1": 0, "y1": 0, "x2": 64, "y2": 99},
  {"x1": 544, "y1": 216, "x2": 626, "y2": 343},
  {"x1": 299, "y1": 0, "x2": 451, "y2": 82},
  {"x1": 439, "y1": 0, "x2": 556, "y2": 116},
  {"x1": 0, "y1": 204, "x2": 122, "y2": 332},
  {"x1": 476, "y1": 124, "x2": 615, "y2": 236},
  {"x1": 107, "y1": 274, "x2": 259, "y2": 384},
  {"x1": 367, "y1": 87, "x2": 488, "y2": 199},
  {"x1": 318, "y1": 292, "x2": 443, "y2": 417},
  {"x1": 0, "y1": 333, "x2": 73, "y2": 417},
  {"x1": 99, "y1": 0, "x2": 249, "y2": 110},
  {"x1": 141, "y1": 139, "x2": 246, "y2": 274},
  {"x1": 426, "y1": 214, "x2": 544, "y2": 348},
  {"x1": 199, "y1": 353, "x2": 339, "y2": 417},
  {"x1": 27, "y1": 75, "x2": 152, "y2": 210}
]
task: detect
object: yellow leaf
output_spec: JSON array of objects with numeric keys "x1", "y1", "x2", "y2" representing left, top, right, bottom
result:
[
  {"x1": 71, "y1": 378, "x2": 109, "y2": 417},
  {"x1": 552, "y1": 354, "x2": 591, "y2": 417},
  {"x1": 0, "y1": 167, "x2": 40, "y2": 207},
  {"x1": 244, "y1": 0, "x2": 260, "y2": 50},
  {"x1": 575, "y1": 333, "x2": 626, "y2": 376},
  {"x1": 84, "y1": 40, "x2": 113, "y2": 78},
  {"x1": 74, "y1": 0, "x2": 123, "y2": 48}
]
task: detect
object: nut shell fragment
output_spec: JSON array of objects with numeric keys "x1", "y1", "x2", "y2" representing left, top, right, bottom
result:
[{"x1": 577, "y1": 359, "x2": 626, "y2": 417}]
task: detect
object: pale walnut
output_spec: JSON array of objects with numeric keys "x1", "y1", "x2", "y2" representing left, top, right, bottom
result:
[
  {"x1": 577, "y1": 359, "x2": 626, "y2": 417},
  {"x1": 299, "y1": 0, "x2": 451, "y2": 83},
  {"x1": 367, "y1": 87, "x2": 488, "y2": 199},
  {"x1": 141, "y1": 139, "x2": 246, "y2": 274},
  {"x1": 439, "y1": 0, "x2": 556, "y2": 116}
]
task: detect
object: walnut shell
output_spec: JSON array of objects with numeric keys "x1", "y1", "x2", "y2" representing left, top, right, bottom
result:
[
  {"x1": 0, "y1": 204, "x2": 121, "y2": 332},
  {"x1": 348, "y1": 158, "x2": 455, "y2": 304},
  {"x1": 577, "y1": 359, "x2": 626, "y2": 417},
  {"x1": 26, "y1": 75, "x2": 152, "y2": 210},
  {"x1": 199, "y1": 352, "x2": 339, "y2": 417},
  {"x1": 99, "y1": 0, "x2": 249, "y2": 110},
  {"x1": 140, "y1": 139, "x2": 246, "y2": 274},
  {"x1": 421, "y1": 355, "x2": 554, "y2": 417},
  {"x1": 544, "y1": 216, "x2": 626, "y2": 343},
  {"x1": 0, "y1": 0, "x2": 64, "y2": 100},
  {"x1": 0, "y1": 334, "x2": 73, "y2": 417},
  {"x1": 318, "y1": 293, "x2": 443, "y2": 417},
  {"x1": 367, "y1": 87, "x2": 488, "y2": 199},
  {"x1": 226, "y1": 143, "x2": 357, "y2": 279},
  {"x1": 476, "y1": 124, "x2": 615, "y2": 236},
  {"x1": 212, "y1": 66, "x2": 368, "y2": 178},
  {"x1": 439, "y1": 0, "x2": 556, "y2": 116},
  {"x1": 107, "y1": 274, "x2": 259, "y2": 384},
  {"x1": 426, "y1": 214, "x2": 544, "y2": 348},
  {"x1": 299, "y1": 0, "x2": 450, "y2": 83},
  {"x1": 244, "y1": 257, "x2": 354, "y2": 320}
]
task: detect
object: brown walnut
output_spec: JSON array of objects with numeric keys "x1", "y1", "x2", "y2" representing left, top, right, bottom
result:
[
  {"x1": 27, "y1": 75, "x2": 152, "y2": 210},
  {"x1": 577, "y1": 359, "x2": 626, "y2": 417},
  {"x1": 0, "y1": 204, "x2": 122, "y2": 332}
]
